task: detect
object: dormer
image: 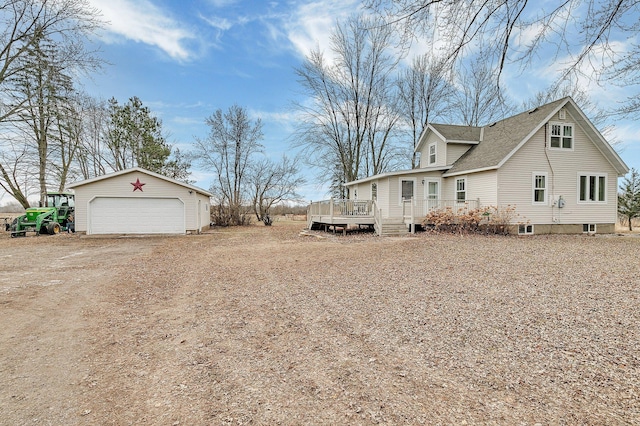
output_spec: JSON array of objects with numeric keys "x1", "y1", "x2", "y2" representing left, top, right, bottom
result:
[{"x1": 415, "y1": 123, "x2": 481, "y2": 168}]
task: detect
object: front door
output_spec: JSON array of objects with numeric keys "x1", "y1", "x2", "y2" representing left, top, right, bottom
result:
[{"x1": 424, "y1": 179, "x2": 440, "y2": 214}]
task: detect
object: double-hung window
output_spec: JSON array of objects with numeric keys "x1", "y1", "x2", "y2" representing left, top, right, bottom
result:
[
  {"x1": 532, "y1": 173, "x2": 547, "y2": 204},
  {"x1": 455, "y1": 178, "x2": 466, "y2": 202},
  {"x1": 428, "y1": 143, "x2": 436, "y2": 165},
  {"x1": 550, "y1": 122, "x2": 573, "y2": 149},
  {"x1": 578, "y1": 173, "x2": 606, "y2": 203},
  {"x1": 371, "y1": 182, "x2": 377, "y2": 201}
]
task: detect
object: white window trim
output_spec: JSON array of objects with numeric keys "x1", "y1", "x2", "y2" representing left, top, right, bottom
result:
[
  {"x1": 455, "y1": 176, "x2": 467, "y2": 203},
  {"x1": 532, "y1": 172, "x2": 548, "y2": 205},
  {"x1": 399, "y1": 177, "x2": 417, "y2": 205},
  {"x1": 428, "y1": 142, "x2": 437, "y2": 165},
  {"x1": 577, "y1": 172, "x2": 607, "y2": 204},
  {"x1": 583, "y1": 223, "x2": 597, "y2": 234},
  {"x1": 549, "y1": 122, "x2": 574, "y2": 151},
  {"x1": 518, "y1": 224, "x2": 534, "y2": 235},
  {"x1": 371, "y1": 182, "x2": 377, "y2": 201}
]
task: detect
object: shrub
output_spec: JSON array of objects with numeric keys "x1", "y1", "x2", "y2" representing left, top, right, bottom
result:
[
  {"x1": 210, "y1": 204, "x2": 252, "y2": 226},
  {"x1": 422, "y1": 205, "x2": 524, "y2": 235}
]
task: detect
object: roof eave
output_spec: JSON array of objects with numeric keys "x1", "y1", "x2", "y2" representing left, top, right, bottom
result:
[
  {"x1": 345, "y1": 166, "x2": 451, "y2": 186},
  {"x1": 443, "y1": 165, "x2": 498, "y2": 178},
  {"x1": 67, "y1": 167, "x2": 213, "y2": 197}
]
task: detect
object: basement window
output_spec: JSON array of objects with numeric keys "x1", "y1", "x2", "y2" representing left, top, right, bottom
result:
[
  {"x1": 583, "y1": 223, "x2": 596, "y2": 234},
  {"x1": 518, "y1": 224, "x2": 534, "y2": 235}
]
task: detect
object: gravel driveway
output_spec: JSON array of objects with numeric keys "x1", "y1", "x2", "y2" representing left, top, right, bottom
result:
[{"x1": 1, "y1": 222, "x2": 638, "y2": 424}]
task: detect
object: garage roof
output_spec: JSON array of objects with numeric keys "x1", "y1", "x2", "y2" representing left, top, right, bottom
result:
[{"x1": 67, "y1": 167, "x2": 212, "y2": 197}]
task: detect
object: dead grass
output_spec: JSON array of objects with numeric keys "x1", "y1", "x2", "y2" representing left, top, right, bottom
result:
[{"x1": 1, "y1": 222, "x2": 639, "y2": 424}]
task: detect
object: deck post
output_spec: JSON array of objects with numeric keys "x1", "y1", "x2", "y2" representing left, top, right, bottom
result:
[
  {"x1": 329, "y1": 197, "x2": 334, "y2": 220},
  {"x1": 410, "y1": 197, "x2": 415, "y2": 234}
]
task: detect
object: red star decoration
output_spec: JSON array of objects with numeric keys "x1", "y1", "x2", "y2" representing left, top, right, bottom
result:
[{"x1": 131, "y1": 178, "x2": 146, "y2": 192}]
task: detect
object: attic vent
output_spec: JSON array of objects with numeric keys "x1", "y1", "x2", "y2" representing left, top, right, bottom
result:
[
  {"x1": 528, "y1": 107, "x2": 539, "y2": 114},
  {"x1": 559, "y1": 108, "x2": 566, "y2": 119}
]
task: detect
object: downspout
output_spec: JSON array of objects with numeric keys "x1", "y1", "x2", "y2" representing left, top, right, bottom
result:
[{"x1": 543, "y1": 123, "x2": 556, "y2": 233}]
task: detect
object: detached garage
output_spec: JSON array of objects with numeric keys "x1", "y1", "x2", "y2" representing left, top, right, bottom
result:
[{"x1": 67, "y1": 168, "x2": 212, "y2": 235}]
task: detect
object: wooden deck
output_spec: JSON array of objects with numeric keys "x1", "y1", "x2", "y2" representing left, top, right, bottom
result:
[
  {"x1": 307, "y1": 199, "x2": 376, "y2": 235},
  {"x1": 308, "y1": 198, "x2": 481, "y2": 236}
]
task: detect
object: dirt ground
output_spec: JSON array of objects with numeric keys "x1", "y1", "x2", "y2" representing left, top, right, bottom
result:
[{"x1": 1, "y1": 222, "x2": 638, "y2": 425}]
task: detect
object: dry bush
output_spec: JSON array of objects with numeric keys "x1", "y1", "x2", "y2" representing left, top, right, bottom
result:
[
  {"x1": 423, "y1": 205, "x2": 524, "y2": 235},
  {"x1": 210, "y1": 204, "x2": 253, "y2": 226}
]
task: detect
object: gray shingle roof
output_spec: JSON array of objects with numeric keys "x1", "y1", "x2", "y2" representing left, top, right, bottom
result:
[
  {"x1": 430, "y1": 123, "x2": 482, "y2": 142},
  {"x1": 444, "y1": 97, "x2": 569, "y2": 175}
]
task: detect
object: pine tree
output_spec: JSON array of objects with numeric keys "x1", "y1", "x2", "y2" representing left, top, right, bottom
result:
[{"x1": 618, "y1": 168, "x2": 640, "y2": 231}]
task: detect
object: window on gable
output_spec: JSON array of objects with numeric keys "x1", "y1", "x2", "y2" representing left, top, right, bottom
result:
[
  {"x1": 401, "y1": 179, "x2": 414, "y2": 201},
  {"x1": 579, "y1": 174, "x2": 606, "y2": 203},
  {"x1": 428, "y1": 143, "x2": 436, "y2": 165},
  {"x1": 550, "y1": 123, "x2": 573, "y2": 149},
  {"x1": 533, "y1": 173, "x2": 547, "y2": 204},
  {"x1": 455, "y1": 178, "x2": 466, "y2": 202}
]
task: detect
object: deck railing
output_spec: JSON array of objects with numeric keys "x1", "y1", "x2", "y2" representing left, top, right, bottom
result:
[{"x1": 308, "y1": 198, "x2": 375, "y2": 217}]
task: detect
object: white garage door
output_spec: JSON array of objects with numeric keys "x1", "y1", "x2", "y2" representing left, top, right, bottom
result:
[{"x1": 89, "y1": 197, "x2": 185, "y2": 234}]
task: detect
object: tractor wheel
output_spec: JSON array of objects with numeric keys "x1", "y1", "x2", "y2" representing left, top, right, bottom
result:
[{"x1": 47, "y1": 222, "x2": 61, "y2": 235}]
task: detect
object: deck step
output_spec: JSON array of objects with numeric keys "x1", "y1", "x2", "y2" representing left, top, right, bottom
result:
[{"x1": 375, "y1": 221, "x2": 409, "y2": 237}]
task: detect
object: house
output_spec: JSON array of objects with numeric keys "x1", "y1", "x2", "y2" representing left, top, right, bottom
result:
[
  {"x1": 67, "y1": 167, "x2": 211, "y2": 235},
  {"x1": 308, "y1": 97, "x2": 629, "y2": 235}
]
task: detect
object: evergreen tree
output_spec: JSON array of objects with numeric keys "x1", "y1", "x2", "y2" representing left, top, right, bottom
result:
[
  {"x1": 618, "y1": 168, "x2": 640, "y2": 231},
  {"x1": 104, "y1": 96, "x2": 190, "y2": 180}
]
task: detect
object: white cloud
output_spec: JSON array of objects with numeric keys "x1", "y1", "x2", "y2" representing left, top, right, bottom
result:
[
  {"x1": 282, "y1": 0, "x2": 361, "y2": 58},
  {"x1": 200, "y1": 15, "x2": 233, "y2": 31},
  {"x1": 89, "y1": 0, "x2": 196, "y2": 61}
]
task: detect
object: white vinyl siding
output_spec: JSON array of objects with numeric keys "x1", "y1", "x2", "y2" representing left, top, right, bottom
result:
[
  {"x1": 466, "y1": 171, "x2": 497, "y2": 206},
  {"x1": 419, "y1": 133, "x2": 446, "y2": 168},
  {"x1": 499, "y1": 116, "x2": 618, "y2": 225}
]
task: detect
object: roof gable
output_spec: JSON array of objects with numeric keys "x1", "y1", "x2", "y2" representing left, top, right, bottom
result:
[
  {"x1": 415, "y1": 123, "x2": 480, "y2": 152},
  {"x1": 443, "y1": 97, "x2": 628, "y2": 177},
  {"x1": 67, "y1": 167, "x2": 212, "y2": 196}
]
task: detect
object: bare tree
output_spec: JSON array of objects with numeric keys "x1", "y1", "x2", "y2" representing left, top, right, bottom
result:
[
  {"x1": 0, "y1": 0, "x2": 102, "y2": 207},
  {"x1": 365, "y1": 0, "x2": 640, "y2": 116},
  {"x1": 294, "y1": 14, "x2": 402, "y2": 197},
  {"x1": 71, "y1": 93, "x2": 108, "y2": 180},
  {"x1": 396, "y1": 54, "x2": 455, "y2": 167},
  {"x1": 453, "y1": 56, "x2": 513, "y2": 126},
  {"x1": 12, "y1": 33, "x2": 77, "y2": 206},
  {"x1": 249, "y1": 155, "x2": 305, "y2": 225},
  {"x1": 192, "y1": 105, "x2": 264, "y2": 226}
]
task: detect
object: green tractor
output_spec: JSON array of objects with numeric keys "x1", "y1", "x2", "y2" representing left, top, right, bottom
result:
[{"x1": 7, "y1": 192, "x2": 75, "y2": 238}]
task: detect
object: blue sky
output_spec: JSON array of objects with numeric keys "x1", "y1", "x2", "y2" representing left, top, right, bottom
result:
[{"x1": 83, "y1": 0, "x2": 640, "y2": 201}]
